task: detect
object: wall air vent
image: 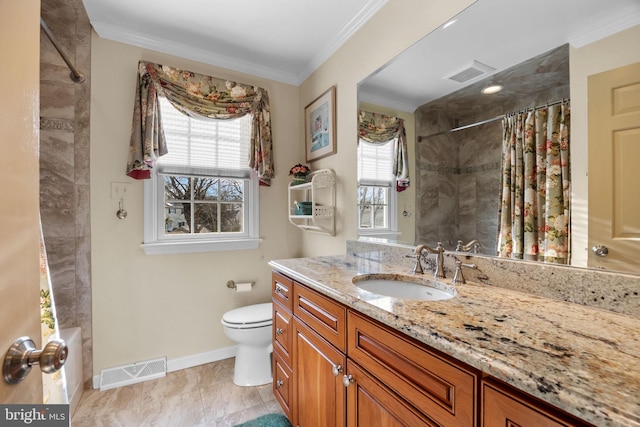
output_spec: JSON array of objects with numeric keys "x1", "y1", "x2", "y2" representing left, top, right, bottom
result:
[{"x1": 444, "y1": 60, "x2": 495, "y2": 84}]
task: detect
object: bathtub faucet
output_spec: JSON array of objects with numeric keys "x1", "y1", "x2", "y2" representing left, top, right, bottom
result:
[{"x1": 414, "y1": 242, "x2": 445, "y2": 279}]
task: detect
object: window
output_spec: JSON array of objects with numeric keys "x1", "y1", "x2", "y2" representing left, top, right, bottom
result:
[
  {"x1": 142, "y1": 97, "x2": 259, "y2": 255},
  {"x1": 357, "y1": 139, "x2": 398, "y2": 239}
]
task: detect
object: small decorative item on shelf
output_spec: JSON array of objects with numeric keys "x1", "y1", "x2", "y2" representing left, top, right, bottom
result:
[
  {"x1": 289, "y1": 163, "x2": 311, "y2": 185},
  {"x1": 294, "y1": 201, "x2": 313, "y2": 215}
]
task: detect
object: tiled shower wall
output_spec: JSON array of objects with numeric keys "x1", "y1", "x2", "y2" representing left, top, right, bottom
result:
[
  {"x1": 39, "y1": 0, "x2": 92, "y2": 385},
  {"x1": 415, "y1": 45, "x2": 569, "y2": 254}
]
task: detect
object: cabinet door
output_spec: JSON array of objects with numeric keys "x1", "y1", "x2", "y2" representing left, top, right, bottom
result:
[
  {"x1": 482, "y1": 380, "x2": 590, "y2": 427},
  {"x1": 346, "y1": 360, "x2": 440, "y2": 427},
  {"x1": 293, "y1": 318, "x2": 346, "y2": 427}
]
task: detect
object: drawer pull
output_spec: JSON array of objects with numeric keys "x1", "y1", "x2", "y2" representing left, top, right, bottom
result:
[
  {"x1": 343, "y1": 374, "x2": 354, "y2": 388},
  {"x1": 332, "y1": 364, "x2": 343, "y2": 377},
  {"x1": 275, "y1": 286, "x2": 283, "y2": 294},
  {"x1": 276, "y1": 380, "x2": 284, "y2": 388},
  {"x1": 276, "y1": 328, "x2": 284, "y2": 335}
]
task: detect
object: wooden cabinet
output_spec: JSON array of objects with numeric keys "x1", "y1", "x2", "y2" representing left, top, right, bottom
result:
[
  {"x1": 348, "y1": 311, "x2": 478, "y2": 427},
  {"x1": 273, "y1": 271, "x2": 293, "y2": 310},
  {"x1": 346, "y1": 360, "x2": 438, "y2": 427},
  {"x1": 272, "y1": 272, "x2": 294, "y2": 421},
  {"x1": 272, "y1": 271, "x2": 591, "y2": 427},
  {"x1": 273, "y1": 302, "x2": 292, "y2": 365},
  {"x1": 272, "y1": 273, "x2": 347, "y2": 427},
  {"x1": 293, "y1": 318, "x2": 347, "y2": 427},
  {"x1": 481, "y1": 379, "x2": 593, "y2": 427},
  {"x1": 273, "y1": 351, "x2": 293, "y2": 419}
]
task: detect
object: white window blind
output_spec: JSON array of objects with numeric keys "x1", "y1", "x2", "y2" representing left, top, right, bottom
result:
[
  {"x1": 157, "y1": 96, "x2": 251, "y2": 178},
  {"x1": 357, "y1": 139, "x2": 394, "y2": 186}
]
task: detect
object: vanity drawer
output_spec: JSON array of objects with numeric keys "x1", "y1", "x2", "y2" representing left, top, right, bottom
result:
[
  {"x1": 293, "y1": 282, "x2": 347, "y2": 353},
  {"x1": 348, "y1": 311, "x2": 479, "y2": 427},
  {"x1": 273, "y1": 351, "x2": 293, "y2": 421},
  {"x1": 272, "y1": 272, "x2": 293, "y2": 310},
  {"x1": 481, "y1": 378, "x2": 592, "y2": 427},
  {"x1": 273, "y1": 300, "x2": 292, "y2": 367}
]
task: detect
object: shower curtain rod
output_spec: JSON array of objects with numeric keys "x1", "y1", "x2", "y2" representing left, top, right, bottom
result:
[
  {"x1": 40, "y1": 18, "x2": 85, "y2": 83},
  {"x1": 417, "y1": 98, "x2": 568, "y2": 142}
]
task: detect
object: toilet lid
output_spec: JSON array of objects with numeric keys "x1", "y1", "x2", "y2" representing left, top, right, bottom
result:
[{"x1": 222, "y1": 302, "x2": 272, "y2": 325}]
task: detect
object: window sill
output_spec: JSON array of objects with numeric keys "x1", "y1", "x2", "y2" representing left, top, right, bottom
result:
[
  {"x1": 141, "y1": 238, "x2": 260, "y2": 255},
  {"x1": 357, "y1": 230, "x2": 401, "y2": 240}
]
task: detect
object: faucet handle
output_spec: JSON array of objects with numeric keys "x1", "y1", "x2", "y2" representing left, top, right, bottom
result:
[
  {"x1": 452, "y1": 259, "x2": 477, "y2": 284},
  {"x1": 413, "y1": 252, "x2": 425, "y2": 274}
]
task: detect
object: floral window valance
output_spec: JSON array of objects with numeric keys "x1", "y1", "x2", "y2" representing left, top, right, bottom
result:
[
  {"x1": 127, "y1": 61, "x2": 274, "y2": 185},
  {"x1": 358, "y1": 110, "x2": 409, "y2": 191}
]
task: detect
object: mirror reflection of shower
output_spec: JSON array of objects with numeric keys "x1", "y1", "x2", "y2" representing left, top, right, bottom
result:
[{"x1": 414, "y1": 45, "x2": 570, "y2": 256}]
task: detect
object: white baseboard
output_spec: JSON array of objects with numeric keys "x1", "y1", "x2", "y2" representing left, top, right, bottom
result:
[
  {"x1": 167, "y1": 345, "x2": 237, "y2": 373},
  {"x1": 91, "y1": 345, "x2": 237, "y2": 389}
]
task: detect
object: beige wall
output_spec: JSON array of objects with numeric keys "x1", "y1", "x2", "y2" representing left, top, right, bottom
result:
[
  {"x1": 298, "y1": 0, "x2": 475, "y2": 256},
  {"x1": 89, "y1": 0, "x2": 474, "y2": 377},
  {"x1": 569, "y1": 24, "x2": 640, "y2": 267},
  {"x1": 90, "y1": 37, "x2": 302, "y2": 375}
]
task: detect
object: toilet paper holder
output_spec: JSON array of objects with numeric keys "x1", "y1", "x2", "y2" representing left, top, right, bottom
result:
[{"x1": 226, "y1": 280, "x2": 255, "y2": 290}]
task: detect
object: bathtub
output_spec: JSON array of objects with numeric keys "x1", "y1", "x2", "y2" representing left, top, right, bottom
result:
[{"x1": 60, "y1": 327, "x2": 83, "y2": 416}]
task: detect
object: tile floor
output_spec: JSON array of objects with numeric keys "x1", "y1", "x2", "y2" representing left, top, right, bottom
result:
[{"x1": 71, "y1": 358, "x2": 283, "y2": 427}]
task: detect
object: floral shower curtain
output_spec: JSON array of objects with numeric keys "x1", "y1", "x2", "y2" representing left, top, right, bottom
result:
[
  {"x1": 127, "y1": 61, "x2": 274, "y2": 185},
  {"x1": 358, "y1": 110, "x2": 410, "y2": 191},
  {"x1": 497, "y1": 101, "x2": 570, "y2": 264},
  {"x1": 40, "y1": 219, "x2": 68, "y2": 404}
]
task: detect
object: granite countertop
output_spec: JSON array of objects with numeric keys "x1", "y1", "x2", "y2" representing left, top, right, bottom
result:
[{"x1": 269, "y1": 255, "x2": 640, "y2": 427}]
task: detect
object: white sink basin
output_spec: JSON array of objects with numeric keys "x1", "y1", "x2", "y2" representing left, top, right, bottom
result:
[{"x1": 352, "y1": 274, "x2": 456, "y2": 301}]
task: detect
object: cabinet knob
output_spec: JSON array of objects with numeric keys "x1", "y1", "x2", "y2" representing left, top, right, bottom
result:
[
  {"x1": 276, "y1": 380, "x2": 284, "y2": 388},
  {"x1": 342, "y1": 374, "x2": 354, "y2": 388},
  {"x1": 332, "y1": 364, "x2": 343, "y2": 377},
  {"x1": 276, "y1": 328, "x2": 284, "y2": 335},
  {"x1": 275, "y1": 286, "x2": 283, "y2": 295}
]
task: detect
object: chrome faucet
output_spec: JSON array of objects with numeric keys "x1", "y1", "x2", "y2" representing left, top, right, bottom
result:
[
  {"x1": 455, "y1": 239, "x2": 481, "y2": 253},
  {"x1": 414, "y1": 242, "x2": 445, "y2": 278}
]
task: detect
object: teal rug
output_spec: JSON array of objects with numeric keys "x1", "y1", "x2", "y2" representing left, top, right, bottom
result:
[{"x1": 235, "y1": 413, "x2": 292, "y2": 427}]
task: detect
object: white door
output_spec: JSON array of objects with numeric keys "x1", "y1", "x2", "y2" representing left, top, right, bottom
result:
[
  {"x1": 588, "y1": 61, "x2": 640, "y2": 273},
  {"x1": 0, "y1": 0, "x2": 44, "y2": 403}
]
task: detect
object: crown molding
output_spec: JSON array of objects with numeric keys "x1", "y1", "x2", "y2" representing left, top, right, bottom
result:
[
  {"x1": 569, "y1": 9, "x2": 640, "y2": 47},
  {"x1": 358, "y1": 90, "x2": 417, "y2": 114},
  {"x1": 296, "y1": 0, "x2": 389, "y2": 83},
  {"x1": 90, "y1": 0, "x2": 388, "y2": 86},
  {"x1": 91, "y1": 20, "x2": 300, "y2": 85}
]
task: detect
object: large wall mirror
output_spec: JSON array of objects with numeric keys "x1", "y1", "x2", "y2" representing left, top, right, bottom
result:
[{"x1": 358, "y1": 0, "x2": 640, "y2": 275}]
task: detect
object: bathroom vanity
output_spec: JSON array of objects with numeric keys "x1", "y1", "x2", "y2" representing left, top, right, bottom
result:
[{"x1": 269, "y1": 248, "x2": 640, "y2": 427}]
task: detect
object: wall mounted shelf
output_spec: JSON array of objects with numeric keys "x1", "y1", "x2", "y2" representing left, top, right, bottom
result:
[{"x1": 288, "y1": 169, "x2": 335, "y2": 235}]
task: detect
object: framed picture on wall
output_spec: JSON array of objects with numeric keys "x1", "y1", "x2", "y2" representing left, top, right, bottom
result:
[{"x1": 305, "y1": 85, "x2": 336, "y2": 162}]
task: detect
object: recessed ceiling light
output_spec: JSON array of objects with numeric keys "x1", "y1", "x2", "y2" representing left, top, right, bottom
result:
[
  {"x1": 442, "y1": 19, "x2": 457, "y2": 29},
  {"x1": 481, "y1": 84, "x2": 503, "y2": 95}
]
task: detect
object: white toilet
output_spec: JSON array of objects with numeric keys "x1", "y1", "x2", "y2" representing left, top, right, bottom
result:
[{"x1": 221, "y1": 302, "x2": 273, "y2": 386}]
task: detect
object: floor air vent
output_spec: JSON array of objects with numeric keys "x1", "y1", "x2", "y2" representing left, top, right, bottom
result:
[
  {"x1": 444, "y1": 60, "x2": 495, "y2": 84},
  {"x1": 99, "y1": 357, "x2": 166, "y2": 390}
]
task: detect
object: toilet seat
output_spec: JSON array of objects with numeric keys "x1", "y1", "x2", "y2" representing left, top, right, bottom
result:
[{"x1": 221, "y1": 302, "x2": 272, "y2": 329}]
